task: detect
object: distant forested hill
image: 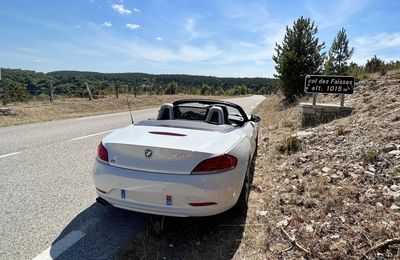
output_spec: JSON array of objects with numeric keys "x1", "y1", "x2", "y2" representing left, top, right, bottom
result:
[{"x1": 0, "y1": 68, "x2": 278, "y2": 102}]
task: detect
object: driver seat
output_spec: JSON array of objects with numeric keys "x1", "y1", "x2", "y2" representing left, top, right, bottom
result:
[
  {"x1": 205, "y1": 106, "x2": 225, "y2": 125},
  {"x1": 157, "y1": 103, "x2": 174, "y2": 120}
]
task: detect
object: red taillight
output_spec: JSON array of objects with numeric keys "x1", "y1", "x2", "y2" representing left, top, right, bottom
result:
[
  {"x1": 97, "y1": 142, "x2": 109, "y2": 164},
  {"x1": 191, "y1": 154, "x2": 237, "y2": 174}
]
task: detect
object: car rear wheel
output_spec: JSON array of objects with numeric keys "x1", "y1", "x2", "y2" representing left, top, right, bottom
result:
[{"x1": 234, "y1": 162, "x2": 250, "y2": 211}]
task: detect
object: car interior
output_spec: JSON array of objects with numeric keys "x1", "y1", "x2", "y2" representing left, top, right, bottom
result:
[{"x1": 157, "y1": 101, "x2": 246, "y2": 127}]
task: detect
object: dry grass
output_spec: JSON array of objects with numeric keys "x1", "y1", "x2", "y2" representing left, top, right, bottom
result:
[
  {"x1": 277, "y1": 136, "x2": 302, "y2": 154},
  {"x1": 0, "y1": 94, "x2": 229, "y2": 127}
]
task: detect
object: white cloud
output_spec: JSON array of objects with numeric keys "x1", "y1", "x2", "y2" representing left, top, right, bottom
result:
[
  {"x1": 102, "y1": 21, "x2": 112, "y2": 27},
  {"x1": 134, "y1": 8, "x2": 141, "y2": 12},
  {"x1": 306, "y1": 0, "x2": 368, "y2": 28},
  {"x1": 126, "y1": 23, "x2": 140, "y2": 30},
  {"x1": 354, "y1": 32, "x2": 400, "y2": 49},
  {"x1": 184, "y1": 18, "x2": 198, "y2": 37},
  {"x1": 111, "y1": 4, "x2": 132, "y2": 14},
  {"x1": 74, "y1": 25, "x2": 80, "y2": 29},
  {"x1": 156, "y1": 37, "x2": 163, "y2": 41},
  {"x1": 351, "y1": 32, "x2": 400, "y2": 64}
]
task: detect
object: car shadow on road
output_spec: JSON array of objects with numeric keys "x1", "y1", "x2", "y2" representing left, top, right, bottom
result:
[
  {"x1": 49, "y1": 202, "x2": 147, "y2": 260},
  {"x1": 117, "y1": 208, "x2": 248, "y2": 259}
]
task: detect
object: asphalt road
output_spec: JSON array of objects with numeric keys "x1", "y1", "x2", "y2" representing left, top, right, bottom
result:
[{"x1": 0, "y1": 95, "x2": 265, "y2": 260}]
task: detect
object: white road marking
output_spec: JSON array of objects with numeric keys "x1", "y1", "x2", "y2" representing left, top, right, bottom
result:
[
  {"x1": 0, "y1": 151, "x2": 21, "y2": 159},
  {"x1": 76, "y1": 111, "x2": 129, "y2": 121},
  {"x1": 32, "y1": 230, "x2": 86, "y2": 260},
  {"x1": 69, "y1": 128, "x2": 119, "y2": 141}
]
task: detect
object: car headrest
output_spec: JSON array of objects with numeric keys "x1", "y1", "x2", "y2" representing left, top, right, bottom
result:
[
  {"x1": 205, "y1": 106, "x2": 225, "y2": 125},
  {"x1": 157, "y1": 103, "x2": 174, "y2": 120}
]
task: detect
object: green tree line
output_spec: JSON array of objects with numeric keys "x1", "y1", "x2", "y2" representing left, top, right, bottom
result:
[{"x1": 0, "y1": 69, "x2": 278, "y2": 103}]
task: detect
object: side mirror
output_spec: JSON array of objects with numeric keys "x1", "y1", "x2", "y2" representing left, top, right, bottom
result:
[{"x1": 250, "y1": 114, "x2": 261, "y2": 123}]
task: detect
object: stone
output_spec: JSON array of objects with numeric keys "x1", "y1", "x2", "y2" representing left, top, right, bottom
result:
[
  {"x1": 392, "y1": 192, "x2": 400, "y2": 202},
  {"x1": 305, "y1": 224, "x2": 314, "y2": 233},
  {"x1": 299, "y1": 157, "x2": 307, "y2": 163},
  {"x1": 330, "y1": 173, "x2": 341, "y2": 180},
  {"x1": 293, "y1": 131, "x2": 314, "y2": 140},
  {"x1": 365, "y1": 188, "x2": 377, "y2": 199},
  {"x1": 322, "y1": 167, "x2": 331, "y2": 173},
  {"x1": 0, "y1": 107, "x2": 16, "y2": 116},
  {"x1": 331, "y1": 234, "x2": 340, "y2": 240},
  {"x1": 388, "y1": 150, "x2": 400, "y2": 156},
  {"x1": 383, "y1": 143, "x2": 397, "y2": 153},
  {"x1": 390, "y1": 204, "x2": 400, "y2": 212},
  {"x1": 277, "y1": 219, "x2": 289, "y2": 228},
  {"x1": 390, "y1": 185, "x2": 399, "y2": 192},
  {"x1": 258, "y1": 210, "x2": 268, "y2": 217}
]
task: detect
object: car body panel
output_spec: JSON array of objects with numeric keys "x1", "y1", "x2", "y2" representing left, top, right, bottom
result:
[
  {"x1": 102, "y1": 122, "x2": 244, "y2": 174},
  {"x1": 93, "y1": 159, "x2": 247, "y2": 217}
]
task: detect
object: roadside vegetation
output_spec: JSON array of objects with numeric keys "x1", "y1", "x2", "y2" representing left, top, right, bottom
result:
[{"x1": 0, "y1": 69, "x2": 277, "y2": 106}]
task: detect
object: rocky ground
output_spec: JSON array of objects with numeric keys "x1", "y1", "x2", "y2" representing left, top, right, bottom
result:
[{"x1": 240, "y1": 72, "x2": 400, "y2": 259}]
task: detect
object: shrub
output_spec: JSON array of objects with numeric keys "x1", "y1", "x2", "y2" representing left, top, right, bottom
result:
[
  {"x1": 277, "y1": 136, "x2": 301, "y2": 154},
  {"x1": 365, "y1": 55, "x2": 385, "y2": 73},
  {"x1": 362, "y1": 149, "x2": 379, "y2": 163}
]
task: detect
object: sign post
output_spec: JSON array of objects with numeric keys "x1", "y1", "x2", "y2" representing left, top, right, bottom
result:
[
  {"x1": 305, "y1": 74, "x2": 354, "y2": 108},
  {"x1": 300, "y1": 75, "x2": 355, "y2": 126}
]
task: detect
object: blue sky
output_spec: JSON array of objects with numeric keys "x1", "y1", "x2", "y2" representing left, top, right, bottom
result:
[{"x1": 0, "y1": 0, "x2": 399, "y2": 77}]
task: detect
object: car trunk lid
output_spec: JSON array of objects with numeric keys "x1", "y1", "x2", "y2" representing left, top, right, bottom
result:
[{"x1": 102, "y1": 123, "x2": 242, "y2": 174}]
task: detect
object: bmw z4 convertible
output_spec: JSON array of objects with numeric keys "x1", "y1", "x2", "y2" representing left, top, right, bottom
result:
[{"x1": 92, "y1": 99, "x2": 261, "y2": 217}]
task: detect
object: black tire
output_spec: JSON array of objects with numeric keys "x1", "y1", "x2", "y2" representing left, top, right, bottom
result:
[{"x1": 234, "y1": 164, "x2": 251, "y2": 212}]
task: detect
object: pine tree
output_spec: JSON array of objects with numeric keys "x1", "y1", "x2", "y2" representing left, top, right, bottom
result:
[
  {"x1": 365, "y1": 55, "x2": 385, "y2": 73},
  {"x1": 273, "y1": 17, "x2": 325, "y2": 102},
  {"x1": 325, "y1": 28, "x2": 354, "y2": 75}
]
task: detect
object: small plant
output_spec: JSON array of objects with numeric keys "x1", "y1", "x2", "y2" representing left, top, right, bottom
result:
[
  {"x1": 379, "y1": 65, "x2": 387, "y2": 76},
  {"x1": 282, "y1": 119, "x2": 294, "y2": 128},
  {"x1": 362, "y1": 149, "x2": 379, "y2": 163},
  {"x1": 277, "y1": 136, "x2": 301, "y2": 154},
  {"x1": 336, "y1": 125, "x2": 345, "y2": 136}
]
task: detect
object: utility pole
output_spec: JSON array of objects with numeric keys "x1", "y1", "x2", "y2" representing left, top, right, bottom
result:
[
  {"x1": 115, "y1": 84, "x2": 119, "y2": 99},
  {"x1": 49, "y1": 80, "x2": 54, "y2": 102},
  {"x1": 85, "y1": 82, "x2": 93, "y2": 101},
  {"x1": 1, "y1": 68, "x2": 9, "y2": 106}
]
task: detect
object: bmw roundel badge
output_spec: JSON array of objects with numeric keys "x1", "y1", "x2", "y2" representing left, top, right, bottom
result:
[{"x1": 144, "y1": 149, "x2": 153, "y2": 158}]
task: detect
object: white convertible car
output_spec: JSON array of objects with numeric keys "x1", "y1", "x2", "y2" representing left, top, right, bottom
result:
[{"x1": 92, "y1": 99, "x2": 260, "y2": 217}]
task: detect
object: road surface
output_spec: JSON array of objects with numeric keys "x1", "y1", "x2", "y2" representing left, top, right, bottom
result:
[{"x1": 0, "y1": 95, "x2": 265, "y2": 260}]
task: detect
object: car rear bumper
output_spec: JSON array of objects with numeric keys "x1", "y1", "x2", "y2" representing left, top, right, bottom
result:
[{"x1": 92, "y1": 160, "x2": 246, "y2": 217}]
